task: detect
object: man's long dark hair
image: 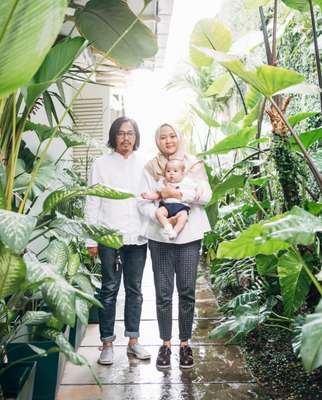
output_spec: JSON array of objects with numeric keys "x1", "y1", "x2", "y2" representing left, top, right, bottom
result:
[{"x1": 107, "y1": 117, "x2": 140, "y2": 151}]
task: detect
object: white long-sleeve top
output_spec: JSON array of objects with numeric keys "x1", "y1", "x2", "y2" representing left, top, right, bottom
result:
[
  {"x1": 139, "y1": 160, "x2": 212, "y2": 244},
  {"x1": 84, "y1": 151, "x2": 147, "y2": 247}
]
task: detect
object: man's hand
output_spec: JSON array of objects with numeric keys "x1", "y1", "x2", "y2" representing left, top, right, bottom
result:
[
  {"x1": 88, "y1": 246, "x2": 98, "y2": 257},
  {"x1": 160, "y1": 184, "x2": 182, "y2": 200}
]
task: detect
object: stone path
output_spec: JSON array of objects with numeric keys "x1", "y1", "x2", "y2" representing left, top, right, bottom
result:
[{"x1": 57, "y1": 256, "x2": 264, "y2": 399}]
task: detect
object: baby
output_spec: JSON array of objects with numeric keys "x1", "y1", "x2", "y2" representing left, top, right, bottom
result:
[{"x1": 142, "y1": 159, "x2": 197, "y2": 240}]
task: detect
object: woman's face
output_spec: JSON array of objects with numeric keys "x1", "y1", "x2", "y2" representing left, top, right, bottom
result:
[{"x1": 158, "y1": 125, "x2": 178, "y2": 156}]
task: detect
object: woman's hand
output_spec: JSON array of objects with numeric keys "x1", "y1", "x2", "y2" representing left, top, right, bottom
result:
[
  {"x1": 88, "y1": 246, "x2": 98, "y2": 257},
  {"x1": 160, "y1": 184, "x2": 182, "y2": 200}
]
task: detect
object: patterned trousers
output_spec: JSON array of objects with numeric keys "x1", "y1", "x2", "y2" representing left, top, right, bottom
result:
[{"x1": 149, "y1": 239, "x2": 201, "y2": 341}]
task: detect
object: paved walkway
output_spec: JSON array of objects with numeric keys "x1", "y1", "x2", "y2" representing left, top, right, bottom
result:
[{"x1": 58, "y1": 256, "x2": 263, "y2": 399}]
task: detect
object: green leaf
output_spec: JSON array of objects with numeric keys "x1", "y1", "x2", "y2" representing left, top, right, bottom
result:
[
  {"x1": 0, "y1": 247, "x2": 25, "y2": 299},
  {"x1": 305, "y1": 201, "x2": 322, "y2": 216},
  {"x1": 208, "y1": 175, "x2": 247, "y2": 206},
  {"x1": 281, "y1": 0, "x2": 309, "y2": 11},
  {"x1": 43, "y1": 328, "x2": 87, "y2": 365},
  {"x1": 75, "y1": 0, "x2": 158, "y2": 69},
  {"x1": 205, "y1": 74, "x2": 234, "y2": 97},
  {"x1": 288, "y1": 112, "x2": 320, "y2": 127},
  {"x1": 248, "y1": 176, "x2": 270, "y2": 186},
  {"x1": 289, "y1": 127, "x2": 322, "y2": 150},
  {"x1": 67, "y1": 252, "x2": 81, "y2": 278},
  {"x1": 23, "y1": 37, "x2": 87, "y2": 107},
  {"x1": 21, "y1": 311, "x2": 52, "y2": 326},
  {"x1": 44, "y1": 240, "x2": 69, "y2": 274},
  {"x1": 190, "y1": 18, "x2": 232, "y2": 67},
  {"x1": 72, "y1": 274, "x2": 94, "y2": 296},
  {"x1": 255, "y1": 254, "x2": 278, "y2": 276},
  {"x1": 191, "y1": 106, "x2": 220, "y2": 127},
  {"x1": 202, "y1": 127, "x2": 256, "y2": 156},
  {"x1": 50, "y1": 214, "x2": 123, "y2": 249},
  {"x1": 217, "y1": 224, "x2": 290, "y2": 259},
  {"x1": 75, "y1": 297, "x2": 89, "y2": 326},
  {"x1": 209, "y1": 303, "x2": 270, "y2": 343},
  {"x1": 0, "y1": 0, "x2": 67, "y2": 97},
  {"x1": 0, "y1": 163, "x2": 5, "y2": 209},
  {"x1": 0, "y1": 210, "x2": 37, "y2": 254},
  {"x1": 301, "y1": 300, "x2": 322, "y2": 372},
  {"x1": 43, "y1": 183, "x2": 134, "y2": 213},
  {"x1": 24, "y1": 253, "x2": 76, "y2": 326},
  {"x1": 278, "y1": 248, "x2": 311, "y2": 316},
  {"x1": 220, "y1": 59, "x2": 305, "y2": 97}
]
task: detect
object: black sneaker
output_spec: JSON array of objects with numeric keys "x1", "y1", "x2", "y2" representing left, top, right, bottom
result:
[
  {"x1": 156, "y1": 345, "x2": 171, "y2": 368},
  {"x1": 179, "y1": 345, "x2": 194, "y2": 369}
]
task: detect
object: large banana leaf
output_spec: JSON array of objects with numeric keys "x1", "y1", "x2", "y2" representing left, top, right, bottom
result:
[
  {"x1": 190, "y1": 18, "x2": 232, "y2": 68},
  {"x1": 43, "y1": 184, "x2": 134, "y2": 213},
  {"x1": 202, "y1": 127, "x2": 256, "y2": 156},
  {"x1": 0, "y1": 210, "x2": 37, "y2": 254},
  {"x1": 75, "y1": 0, "x2": 158, "y2": 69},
  {"x1": 23, "y1": 37, "x2": 87, "y2": 107},
  {"x1": 300, "y1": 300, "x2": 322, "y2": 372},
  {"x1": 0, "y1": 247, "x2": 26, "y2": 299},
  {"x1": 0, "y1": 0, "x2": 67, "y2": 97},
  {"x1": 220, "y1": 59, "x2": 305, "y2": 97},
  {"x1": 50, "y1": 214, "x2": 123, "y2": 249},
  {"x1": 278, "y1": 248, "x2": 311, "y2": 316}
]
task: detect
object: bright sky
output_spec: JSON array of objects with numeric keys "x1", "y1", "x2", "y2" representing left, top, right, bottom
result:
[{"x1": 124, "y1": 0, "x2": 223, "y2": 156}]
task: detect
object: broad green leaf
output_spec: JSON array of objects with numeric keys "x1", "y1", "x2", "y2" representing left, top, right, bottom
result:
[
  {"x1": 301, "y1": 300, "x2": 322, "y2": 372},
  {"x1": 205, "y1": 74, "x2": 234, "y2": 97},
  {"x1": 75, "y1": 0, "x2": 158, "y2": 69},
  {"x1": 72, "y1": 274, "x2": 94, "y2": 296},
  {"x1": 21, "y1": 311, "x2": 52, "y2": 326},
  {"x1": 281, "y1": 0, "x2": 309, "y2": 11},
  {"x1": 242, "y1": 100, "x2": 262, "y2": 128},
  {"x1": 223, "y1": 290, "x2": 261, "y2": 311},
  {"x1": 218, "y1": 203, "x2": 245, "y2": 218},
  {"x1": 50, "y1": 214, "x2": 123, "y2": 249},
  {"x1": 67, "y1": 252, "x2": 81, "y2": 278},
  {"x1": 278, "y1": 248, "x2": 311, "y2": 316},
  {"x1": 305, "y1": 201, "x2": 322, "y2": 216},
  {"x1": 75, "y1": 297, "x2": 89, "y2": 326},
  {"x1": 43, "y1": 328, "x2": 87, "y2": 365},
  {"x1": 24, "y1": 37, "x2": 87, "y2": 107},
  {"x1": 217, "y1": 224, "x2": 290, "y2": 259},
  {"x1": 248, "y1": 176, "x2": 270, "y2": 186},
  {"x1": 264, "y1": 206, "x2": 322, "y2": 245},
  {"x1": 208, "y1": 175, "x2": 247, "y2": 206},
  {"x1": 245, "y1": 86, "x2": 263, "y2": 110},
  {"x1": 190, "y1": 18, "x2": 232, "y2": 67},
  {"x1": 202, "y1": 127, "x2": 256, "y2": 156},
  {"x1": 43, "y1": 184, "x2": 134, "y2": 213},
  {"x1": 256, "y1": 254, "x2": 278, "y2": 276},
  {"x1": 220, "y1": 60, "x2": 305, "y2": 97},
  {"x1": 0, "y1": 1, "x2": 67, "y2": 97},
  {"x1": 242, "y1": 0, "x2": 270, "y2": 10},
  {"x1": 44, "y1": 240, "x2": 69, "y2": 274},
  {"x1": 0, "y1": 247, "x2": 25, "y2": 299},
  {"x1": 191, "y1": 106, "x2": 220, "y2": 128},
  {"x1": 24, "y1": 253, "x2": 76, "y2": 326},
  {"x1": 312, "y1": 149, "x2": 322, "y2": 172},
  {"x1": 14, "y1": 160, "x2": 58, "y2": 198},
  {"x1": 288, "y1": 112, "x2": 320, "y2": 127},
  {"x1": 25, "y1": 121, "x2": 95, "y2": 147},
  {"x1": 289, "y1": 128, "x2": 322, "y2": 150},
  {"x1": 209, "y1": 303, "x2": 270, "y2": 343},
  {"x1": 0, "y1": 210, "x2": 37, "y2": 254}
]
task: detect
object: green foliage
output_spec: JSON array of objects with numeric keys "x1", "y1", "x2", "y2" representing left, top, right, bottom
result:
[
  {"x1": 208, "y1": 175, "x2": 247, "y2": 206},
  {"x1": 0, "y1": 247, "x2": 26, "y2": 300},
  {"x1": 75, "y1": 0, "x2": 158, "y2": 68},
  {"x1": 0, "y1": 0, "x2": 67, "y2": 97}
]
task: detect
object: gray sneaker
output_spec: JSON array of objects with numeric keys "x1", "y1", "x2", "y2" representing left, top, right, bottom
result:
[
  {"x1": 127, "y1": 343, "x2": 151, "y2": 360},
  {"x1": 98, "y1": 346, "x2": 113, "y2": 365}
]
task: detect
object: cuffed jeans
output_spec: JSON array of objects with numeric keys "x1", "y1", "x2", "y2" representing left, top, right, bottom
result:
[
  {"x1": 148, "y1": 239, "x2": 201, "y2": 341},
  {"x1": 98, "y1": 244, "x2": 147, "y2": 342}
]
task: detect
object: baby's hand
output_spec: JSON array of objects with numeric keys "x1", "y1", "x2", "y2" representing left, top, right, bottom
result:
[
  {"x1": 195, "y1": 187, "x2": 203, "y2": 201},
  {"x1": 141, "y1": 192, "x2": 149, "y2": 199}
]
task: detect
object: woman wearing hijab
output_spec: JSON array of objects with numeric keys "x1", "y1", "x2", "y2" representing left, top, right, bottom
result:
[{"x1": 139, "y1": 123, "x2": 212, "y2": 369}]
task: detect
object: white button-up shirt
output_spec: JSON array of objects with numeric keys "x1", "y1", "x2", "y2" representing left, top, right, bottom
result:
[{"x1": 84, "y1": 151, "x2": 147, "y2": 246}]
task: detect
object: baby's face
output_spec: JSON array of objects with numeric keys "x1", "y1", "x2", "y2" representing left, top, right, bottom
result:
[{"x1": 165, "y1": 164, "x2": 184, "y2": 183}]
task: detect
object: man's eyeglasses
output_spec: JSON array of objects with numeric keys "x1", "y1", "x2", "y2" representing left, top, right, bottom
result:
[{"x1": 116, "y1": 130, "x2": 135, "y2": 137}]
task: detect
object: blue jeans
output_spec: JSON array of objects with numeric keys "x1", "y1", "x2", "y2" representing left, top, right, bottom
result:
[{"x1": 98, "y1": 244, "x2": 147, "y2": 342}]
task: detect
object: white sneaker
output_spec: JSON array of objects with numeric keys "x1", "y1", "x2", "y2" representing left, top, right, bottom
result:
[
  {"x1": 127, "y1": 343, "x2": 151, "y2": 360},
  {"x1": 98, "y1": 346, "x2": 113, "y2": 365}
]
